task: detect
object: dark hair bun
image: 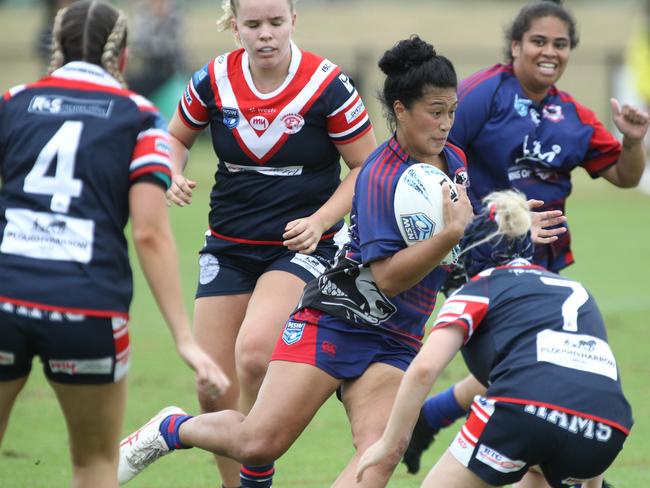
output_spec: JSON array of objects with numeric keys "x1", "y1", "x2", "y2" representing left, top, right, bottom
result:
[{"x1": 378, "y1": 35, "x2": 436, "y2": 76}]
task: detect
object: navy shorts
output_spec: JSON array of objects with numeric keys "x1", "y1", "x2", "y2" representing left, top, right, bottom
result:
[
  {"x1": 0, "y1": 300, "x2": 130, "y2": 384},
  {"x1": 195, "y1": 232, "x2": 345, "y2": 297},
  {"x1": 271, "y1": 308, "x2": 418, "y2": 379},
  {"x1": 449, "y1": 397, "x2": 627, "y2": 487}
]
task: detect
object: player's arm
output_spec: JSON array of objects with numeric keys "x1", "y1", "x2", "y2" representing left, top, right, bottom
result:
[
  {"x1": 370, "y1": 184, "x2": 473, "y2": 297},
  {"x1": 283, "y1": 129, "x2": 377, "y2": 254},
  {"x1": 355, "y1": 324, "x2": 465, "y2": 481},
  {"x1": 597, "y1": 98, "x2": 649, "y2": 188},
  {"x1": 165, "y1": 111, "x2": 202, "y2": 206},
  {"x1": 129, "y1": 181, "x2": 230, "y2": 398}
]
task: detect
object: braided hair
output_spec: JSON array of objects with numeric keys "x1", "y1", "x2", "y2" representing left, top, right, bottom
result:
[{"x1": 48, "y1": 1, "x2": 128, "y2": 87}]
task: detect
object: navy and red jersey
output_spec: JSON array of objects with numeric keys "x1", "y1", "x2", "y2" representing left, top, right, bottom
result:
[
  {"x1": 298, "y1": 135, "x2": 468, "y2": 345},
  {"x1": 178, "y1": 42, "x2": 372, "y2": 248},
  {"x1": 0, "y1": 62, "x2": 172, "y2": 317},
  {"x1": 432, "y1": 261, "x2": 633, "y2": 435},
  {"x1": 450, "y1": 64, "x2": 622, "y2": 271}
]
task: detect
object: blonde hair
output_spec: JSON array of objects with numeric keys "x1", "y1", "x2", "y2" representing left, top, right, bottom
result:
[
  {"x1": 460, "y1": 189, "x2": 532, "y2": 256},
  {"x1": 48, "y1": 1, "x2": 128, "y2": 87},
  {"x1": 216, "y1": 0, "x2": 296, "y2": 32},
  {"x1": 484, "y1": 189, "x2": 532, "y2": 238}
]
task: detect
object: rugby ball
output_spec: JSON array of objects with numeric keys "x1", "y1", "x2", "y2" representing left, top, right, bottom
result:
[{"x1": 394, "y1": 163, "x2": 460, "y2": 265}]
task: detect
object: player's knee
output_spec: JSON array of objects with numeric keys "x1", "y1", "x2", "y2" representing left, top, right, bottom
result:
[
  {"x1": 197, "y1": 382, "x2": 238, "y2": 413},
  {"x1": 237, "y1": 436, "x2": 284, "y2": 466},
  {"x1": 236, "y1": 339, "x2": 272, "y2": 385}
]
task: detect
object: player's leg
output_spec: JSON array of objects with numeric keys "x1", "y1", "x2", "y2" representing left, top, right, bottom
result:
[
  {"x1": 51, "y1": 377, "x2": 127, "y2": 488},
  {"x1": 119, "y1": 360, "x2": 340, "y2": 483},
  {"x1": 404, "y1": 373, "x2": 485, "y2": 473},
  {"x1": 421, "y1": 450, "x2": 494, "y2": 488},
  {"x1": 333, "y1": 362, "x2": 406, "y2": 487},
  {"x1": 235, "y1": 243, "x2": 334, "y2": 487},
  {"x1": 193, "y1": 293, "x2": 250, "y2": 488},
  {"x1": 0, "y1": 377, "x2": 28, "y2": 443}
]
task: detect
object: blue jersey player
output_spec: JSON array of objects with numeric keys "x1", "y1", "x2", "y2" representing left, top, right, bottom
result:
[
  {"x1": 0, "y1": 3, "x2": 228, "y2": 487},
  {"x1": 117, "y1": 36, "x2": 475, "y2": 487},
  {"x1": 357, "y1": 190, "x2": 632, "y2": 488},
  {"x1": 407, "y1": 2, "x2": 649, "y2": 475},
  {"x1": 161, "y1": 0, "x2": 377, "y2": 486}
]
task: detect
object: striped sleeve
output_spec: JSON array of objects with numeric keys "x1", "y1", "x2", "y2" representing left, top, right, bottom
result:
[
  {"x1": 178, "y1": 64, "x2": 211, "y2": 130},
  {"x1": 431, "y1": 293, "x2": 490, "y2": 343},
  {"x1": 129, "y1": 122, "x2": 172, "y2": 189},
  {"x1": 325, "y1": 72, "x2": 372, "y2": 144}
]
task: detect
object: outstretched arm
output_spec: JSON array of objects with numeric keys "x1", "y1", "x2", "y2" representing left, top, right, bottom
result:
[
  {"x1": 129, "y1": 182, "x2": 230, "y2": 399},
  {"x1": 355, "y1": 325, "x2": 465, "y2": 482},
  {"x1": 600, "y1": 98, "x2": 650, "y2": 188}
]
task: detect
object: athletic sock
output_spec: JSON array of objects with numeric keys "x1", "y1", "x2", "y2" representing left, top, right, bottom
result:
[
  {"x1": 159, "y1": 414, "x2": 193, "y2": 450},
  {"x1": 240, "y1": 463, "x2": 274, "y2": 488},
  {"x1": 421, "y1": 385, "x2": 467, "y2": 431}
]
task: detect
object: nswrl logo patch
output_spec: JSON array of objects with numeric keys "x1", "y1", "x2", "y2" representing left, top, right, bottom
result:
[
  {"x1": 222, "y1": 107, "x2": 239, "y2": 129},
  {"x1": 282, "y1": 320, "x2": 306, "y2": 345},
  {"x1": 400, "y1": 213, "x2": 435, "y2": 242}
]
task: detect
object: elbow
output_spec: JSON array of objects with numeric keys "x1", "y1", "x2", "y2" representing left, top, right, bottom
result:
[
  {"x1": 132, "y1": 223, "x2": 167, "y2": 251},
  {"x1": 373, "y1": 277, "x2": 403, "y2": 298}
]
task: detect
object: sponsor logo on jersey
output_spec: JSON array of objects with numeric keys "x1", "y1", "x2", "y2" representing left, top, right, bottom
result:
[
  {"x1": 197, "y1": 67, "x2": 209, "y2": 81},
  {"x1": 338, "y1": 73, "x2": 354, "y2": 93},
  {"x1": 281, "y1": 113, "x2": 305, "y2": 134},
  {"x1": 199, "y1": 254, "x2": 220, "y2": 285},
  {"x1": 250, "y1": 115, "x2": 270, "y2": 131},
  {"x1": 321, "y1": 341, "x2": 337, "y2": 356},
  {"x1": 224, "y1": 162, "x2": 303, "y2": 176},
  {"x1": 321, "y1": 61, "x2": 333, "y2": 72},
  {"x1": 155, "y1": 138, "x2": 171, "y2": 155},
  {"x1": 536, "y1": 330, "x2": 618, "y2": 380},
  {"x1": 28, "y1": 95, "x2": 113, "y2": 118},
  {"x1": 543, "y1": 104, "x2": 564, "y2": 122},
  {"x1": 400, "y1": 213, "x2": 435, "y2": 242},
  {"x1": 513, "y1": 94, "x2": 532, "y2": 117},
  {"x1": 0, "y1": 351, "x2": 15, "y2": 366},
  {"x1": 524, "y1": 404, "x2": 613, "y2": 441},
  {"x1": 345, "y1": 99, "x2": 365, "y2": 124},
  {"x1": 515, "y1": 135, "x2": 562, "y2": 167},
  {"x1": 49, "y1": 357, "x2": 113, "y2": 376},
  {"x1": 282, "y1": 320, "x2": 306, "y2": 345},
  {"x1": 2, "y1": 208, "x2": 94, "y2": 264},
  {"x1": 476, "y1": 444, "x2": 526, "y2": 473},
  {"x1": 290, "y1": 253, "x2": 328, "y2": 278},
  {"x1": 184, "y1": 87, "x2": 193, "y2": 106},
  {"x1": 247, "y1": 107, "x2": 277, "y2": 114},
  {"x1": 222, "y1": 107, "x2": 239, "y2": 129}
]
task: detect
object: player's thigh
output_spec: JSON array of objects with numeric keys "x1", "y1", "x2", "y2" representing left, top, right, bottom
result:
[
  {"x1": 422, "y1": 450, "x2": 494, "y2": 488},
  {"x1": 50, "y1": 377, "x2": 127, "y2": 464},
  {"x1": 236, "y1": 270, "x2": 306, "y2": 360},
  {"x1": 242, "y1": 360, "x2": 340, "y2": 457},
  {"x1": 342, "y1": 362, "x2": 405, "y2": 450},
  {"x1": 193, "y1": 294, "x2": 251, "y2": 367}
]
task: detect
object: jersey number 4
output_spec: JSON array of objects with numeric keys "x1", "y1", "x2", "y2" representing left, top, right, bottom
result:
[{"x1": 23, "y1": 121, "x2": 84, "y2": 213}]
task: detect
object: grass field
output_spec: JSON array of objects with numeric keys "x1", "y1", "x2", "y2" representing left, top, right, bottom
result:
[{"x1": 1, "y1": 1, "x2": 650, "y2": 487}]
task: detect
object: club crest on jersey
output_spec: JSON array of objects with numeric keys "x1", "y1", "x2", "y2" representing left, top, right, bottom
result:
[
  {"x1": 281, "y1": 113, "x2": 305, "y2": 134},
  {"x1": 222, "y1": 107, "x2": 239, "y2": 129},
  {"x1": 282, "y1": 320, "x2": 306, "y2": 345},
  {"x1": 543, "y1": 104, "x2": 564, "y2": 122},
  {"x1": 513, "y1": 94, "x2": 532, "y2": 117}
]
